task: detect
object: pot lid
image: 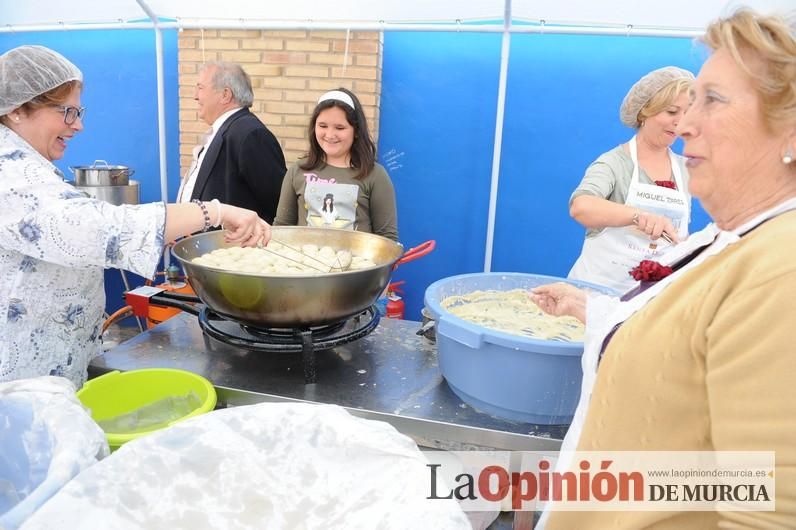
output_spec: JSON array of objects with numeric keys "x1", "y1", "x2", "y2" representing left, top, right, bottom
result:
[{"x1": 70, "y1": 159, "x2": 131, "y2": 170}]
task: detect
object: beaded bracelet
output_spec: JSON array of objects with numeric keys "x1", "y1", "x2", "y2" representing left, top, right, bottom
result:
[
  {"x1": 192, "y1": 199, "x2": 211, "y2": 232},
  {"x1": 209, "y1": 198, "x2": 222, "y2": 227}
]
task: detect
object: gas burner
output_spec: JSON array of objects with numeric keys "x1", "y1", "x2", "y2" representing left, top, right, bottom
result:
[
  {"x1": 240, "y1": 319, "x2": 348, "y2": 343},
  {"x1": 124, "y1": 288, "x2": 381, "y2": 385},
  {"x1": 197, "y1": 306, "x2": 380, "y2": 384}
]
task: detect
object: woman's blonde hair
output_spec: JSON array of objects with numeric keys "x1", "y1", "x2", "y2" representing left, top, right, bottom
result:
[
  {"x1": 637, "y1": 78, "x2": 692, "y2": 125},
  {"x1": 703, "y1": 9, "x2": 796, "y2": 131}
]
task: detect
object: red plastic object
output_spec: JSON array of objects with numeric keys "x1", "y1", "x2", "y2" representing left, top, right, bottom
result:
[
  {"x1": 124, "y1": 286, "x2": 166, "y2": 317},
  {"x1": 385, "y1": 281, "x2": 405, "y2": 320}
]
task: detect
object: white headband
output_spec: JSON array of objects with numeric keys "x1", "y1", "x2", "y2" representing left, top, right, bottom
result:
[{"x1": 318, "y1": 90, "x2": 355, "y2": 110}]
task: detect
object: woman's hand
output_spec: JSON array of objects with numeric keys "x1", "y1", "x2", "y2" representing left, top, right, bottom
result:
[
  {"x1": 529, "y1": 282, "x2": 587, "y2": 324},
  {"x1": 219, "y1": 204, "x2": 271, "y2": 247},
  {"x1": 632, "y1": 211, "x2": 680, "y2": 243}
]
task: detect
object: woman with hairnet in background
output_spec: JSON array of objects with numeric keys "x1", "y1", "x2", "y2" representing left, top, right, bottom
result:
[
  {"x1": 568, "y1": 66, "x2": 694, "y2": 293},
  {"x1": 0, "y1": 45, "x2": 271, "y2": 388},
  {"x1": 535, "y1": 8, "x2": 796, "y2": 528}
]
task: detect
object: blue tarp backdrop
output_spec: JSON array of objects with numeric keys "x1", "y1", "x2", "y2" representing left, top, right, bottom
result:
[
  {"x1": 378, "y1": 31, "x2": 710, "y2": 319},
  {"x1": 1, "y1": 28, "x2": 710, "y2": 320}
]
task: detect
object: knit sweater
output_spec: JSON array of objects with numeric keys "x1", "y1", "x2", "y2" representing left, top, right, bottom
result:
[{"x1": 546, "y1": 210, "x2": 796, "y2": 529}]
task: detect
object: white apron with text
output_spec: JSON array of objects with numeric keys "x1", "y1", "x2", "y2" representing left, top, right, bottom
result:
[{"x1": 568, "y1": 137, "x2": 690, "y2": 293}]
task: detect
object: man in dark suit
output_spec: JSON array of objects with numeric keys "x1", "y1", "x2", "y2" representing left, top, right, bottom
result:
[{"x1": 178, "y1": 61, "x2": 286, "y2": 223}]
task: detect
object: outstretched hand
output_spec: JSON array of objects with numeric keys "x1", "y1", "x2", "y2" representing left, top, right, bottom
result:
[
  {"x1": 529, "y1": 282, "x2": 587, "y2": 324},
  {"x1": 219, "y1": 204, "x2": 272, "y2": 247},
  {"x1": 633, "y1": 211, "x2": 680, "y2": 244}
]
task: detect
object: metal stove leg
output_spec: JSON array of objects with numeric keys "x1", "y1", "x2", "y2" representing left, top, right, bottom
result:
[{"x1": 299, "y1": 330, "x2": 316, "y2": 384}]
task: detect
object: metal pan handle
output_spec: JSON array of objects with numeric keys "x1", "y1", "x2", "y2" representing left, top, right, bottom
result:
[
  {"x1": 393, "y1": 240, "x2": 435, "y2": 269},
  {"x1": 92, "y1": 159, "x2": 110, "y2": 168}
]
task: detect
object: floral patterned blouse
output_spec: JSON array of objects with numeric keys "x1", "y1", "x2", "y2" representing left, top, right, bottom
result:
[{"x1": 0, "y1": 124, "x2": 165, "y2": 387}]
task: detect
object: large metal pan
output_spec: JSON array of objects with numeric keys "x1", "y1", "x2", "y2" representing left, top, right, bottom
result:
[{"x1": 171, "y1": 227, "x2": 434, "y2": 328}]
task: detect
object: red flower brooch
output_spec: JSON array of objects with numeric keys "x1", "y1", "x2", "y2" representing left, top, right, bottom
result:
[
  {"x1": 655, "y1": 180, "x2": 676, "y2": 190},
  {"x1": 629, "y1": 260, "x2": 673, "y2": 281}
]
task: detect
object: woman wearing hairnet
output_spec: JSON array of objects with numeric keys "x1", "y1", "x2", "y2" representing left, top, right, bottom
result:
[
  {"x1": 535, "y1": 8, "x2": 796, "y2": 527},
  {"x1": 568, "y1": 66, "x2": 694, "y2": 293},
  {"x1": 0, "y1": 45, "x2": 271, "y2": 387}
]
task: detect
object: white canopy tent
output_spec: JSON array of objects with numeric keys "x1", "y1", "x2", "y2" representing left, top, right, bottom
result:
[
  {"x1": 1, "y1": 0, "x2": 791, "y2": 270},
  {"x1": 3, "y1": 1, "x2": 791, "y2": 32}
]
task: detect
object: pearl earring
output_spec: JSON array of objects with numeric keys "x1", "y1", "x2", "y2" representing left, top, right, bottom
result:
[
  {"x1": 13, "y1": 116, "x2": 20, "y2": 122},
  {"x1": 784, "y1": 146, "x2": 794, "y2": 165}
]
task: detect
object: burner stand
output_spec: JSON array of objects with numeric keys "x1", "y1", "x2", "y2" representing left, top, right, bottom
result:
[{"x1": 197, "y1": 306, "x2": 380, "y2": 384}]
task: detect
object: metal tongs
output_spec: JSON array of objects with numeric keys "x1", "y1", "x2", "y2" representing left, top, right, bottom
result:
[
  {"x1": 258, "y1": 238, "x2": 345, "y2": 273},
  {"x1": 632, "y1": 213, "x2": 674, "y2": 244}
]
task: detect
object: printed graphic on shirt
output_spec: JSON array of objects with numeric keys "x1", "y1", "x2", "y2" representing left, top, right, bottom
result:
[{"x1": 303, "y1": 175, "x2": 358, "y2": 230}]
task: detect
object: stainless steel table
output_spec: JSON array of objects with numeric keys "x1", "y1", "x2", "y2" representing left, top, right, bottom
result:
[{"x1": 91, "y1": 313, "x2": 567, "y2": 451}]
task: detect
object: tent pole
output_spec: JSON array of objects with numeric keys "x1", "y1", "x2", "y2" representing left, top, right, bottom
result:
[
  {"x1": 135, "y1": 0, "x2": 171, "y2": 269},
  {"x1": 136, "y1": 0, "x2": 171, "y2": 266},
  {"x1": 153, "y1": 30, "x2": 169, "y2": 206},
  {"x1": 483, "y1": 0, "x2": 512, "y2": 273}
]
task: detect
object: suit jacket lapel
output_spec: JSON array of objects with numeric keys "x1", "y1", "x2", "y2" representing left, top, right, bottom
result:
[{"x1": 191, "y1": 108, "x2": 249, "y2": 199}]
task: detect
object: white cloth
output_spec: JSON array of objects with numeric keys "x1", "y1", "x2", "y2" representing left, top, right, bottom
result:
[
  {"x1": 538, "y1": 195, "x2": 796, "y2": 529},
  {"x1": 0, "y1": 376, "x2": 109, "y2": 530},
  {"x1": 20, "y1": 402, "x2": 470, "y2": 530},
  {"x1": 0, "y1": 124, "x2": 166, "y2": 387},
  {"x1": 176, "y1": 107, "x2": 241, "y2": 203},
  {"x1": 568, "y1": 136, "x2": 690, "y2": 293}
]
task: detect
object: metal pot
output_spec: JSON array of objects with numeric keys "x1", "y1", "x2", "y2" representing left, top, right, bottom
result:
[
  {"x1": 417, "y1": 307, "x2": 436, "y2": 342},
  {"x1": 171, "y1": 227, "x2": 434, "y2": 328},
  {"x1": 69, "y1": 160, "x2": 134, "y2": 186},
  {"x1": 67, "y1": 180, "x2": 140, "y2": 206}
]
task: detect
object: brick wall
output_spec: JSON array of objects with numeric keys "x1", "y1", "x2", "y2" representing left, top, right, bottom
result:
[{"x1": 177, "y1": 29, "x2": 383, "y2": 177}]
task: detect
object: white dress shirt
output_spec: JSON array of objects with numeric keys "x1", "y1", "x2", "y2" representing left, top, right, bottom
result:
[{"x1": 177, "y1": 107, "x2": 242, "y2": 203}]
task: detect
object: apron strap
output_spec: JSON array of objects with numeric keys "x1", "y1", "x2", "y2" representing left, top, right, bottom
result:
[{"x1": 630, "y1": 135, "x2": 684, "y2": 189}]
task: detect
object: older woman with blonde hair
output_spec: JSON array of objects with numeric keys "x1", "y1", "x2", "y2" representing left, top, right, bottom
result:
[
  {"x1": 535, "y1": 8, "x2": 796, "y2": 528},
  {"x1": 568, "y1": 66, "x2": 694, "y2": 293},
  {"x1": 0, "y1": 45, "x2": 271, "y2": 388}
]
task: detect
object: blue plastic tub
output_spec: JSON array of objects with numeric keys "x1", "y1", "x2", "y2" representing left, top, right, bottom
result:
[{"x1": 425, "y1": 273, "x2": 615, "y2": 425}]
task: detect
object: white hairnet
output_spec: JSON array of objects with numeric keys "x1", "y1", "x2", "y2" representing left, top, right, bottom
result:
[
  {"x1": 619, "y1": 66, "x2": 694, "y2": 128},
  {"x1": 0, "y1": 45, "x2": 82, "y2": 116}
]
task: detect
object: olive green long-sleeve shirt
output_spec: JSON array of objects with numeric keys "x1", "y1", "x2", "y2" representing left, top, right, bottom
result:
[{"x1": 274, "y1": 161, "x2": 398, "y2": 242}]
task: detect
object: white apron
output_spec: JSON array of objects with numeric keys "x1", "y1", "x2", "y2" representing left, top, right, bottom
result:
[
  {"x1": 568, "y1": 137, "x2": 690, "y2": 293},
  {"x1": 538, "y1": 197, "x2": 796, "y2": 528}
]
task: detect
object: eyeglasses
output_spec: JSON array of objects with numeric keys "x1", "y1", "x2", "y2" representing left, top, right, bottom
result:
[{"x1": 53, "y1": 105, "x2": 86, "y2": 125}]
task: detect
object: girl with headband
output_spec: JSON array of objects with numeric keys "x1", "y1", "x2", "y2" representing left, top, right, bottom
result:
[{"x1": 273, "y1": 87, "x2": 398, "y2": 241}]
